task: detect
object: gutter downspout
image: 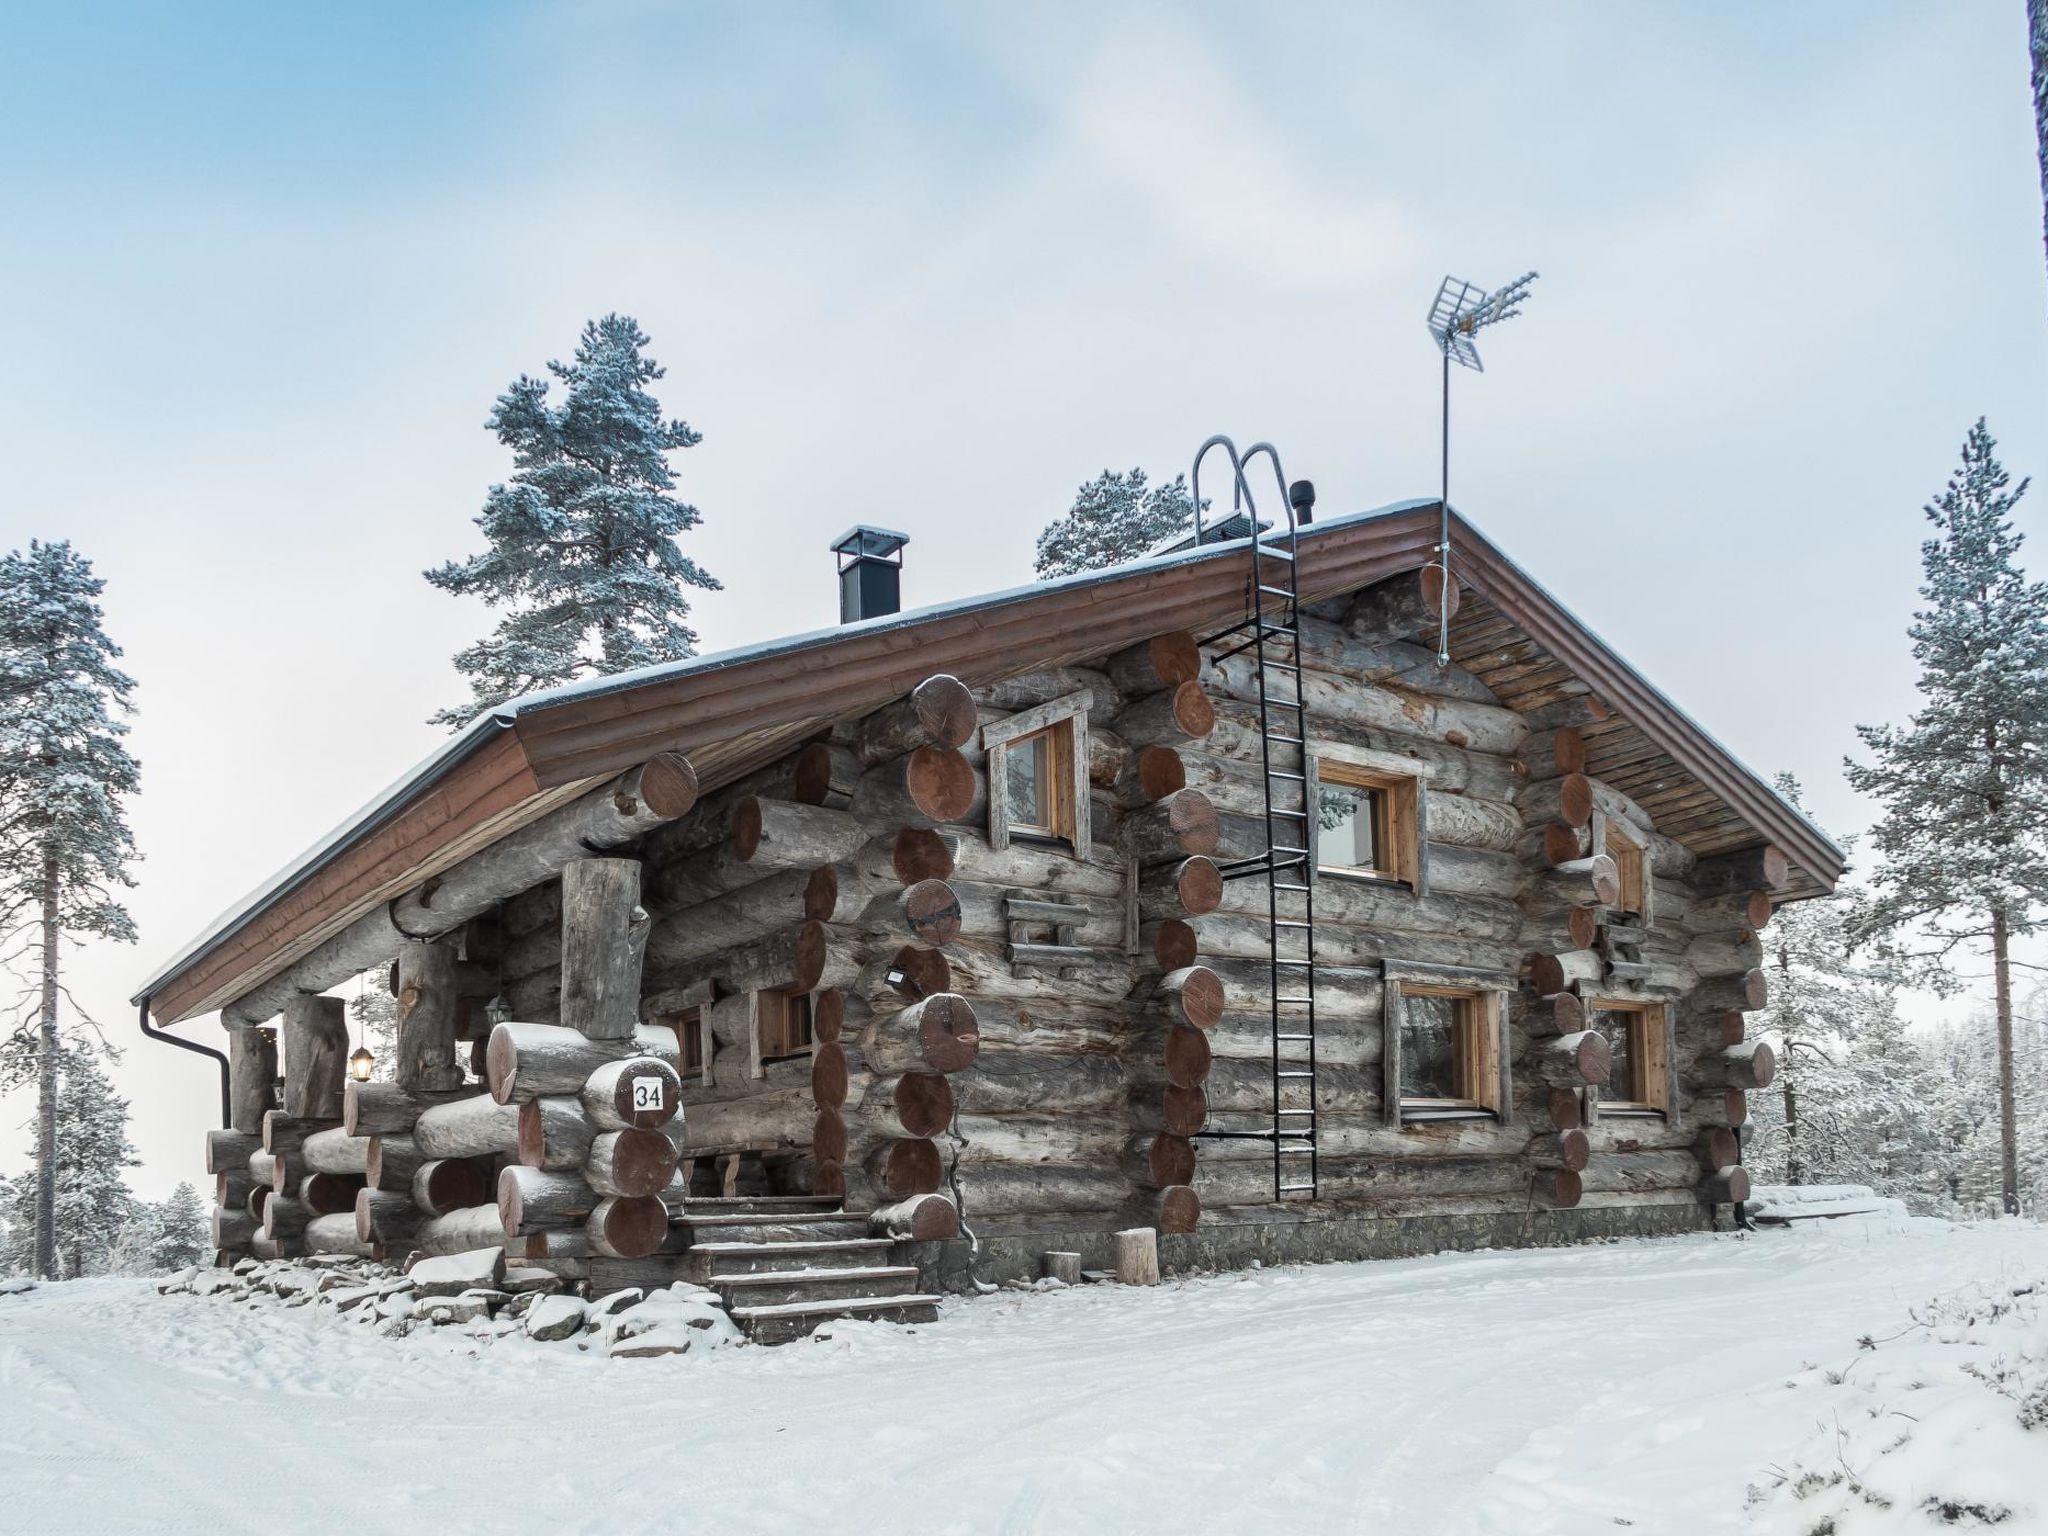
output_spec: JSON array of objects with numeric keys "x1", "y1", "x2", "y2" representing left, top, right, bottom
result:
[{"x1": 138, "y1": 995, "x2": 231, "y2": 1129}]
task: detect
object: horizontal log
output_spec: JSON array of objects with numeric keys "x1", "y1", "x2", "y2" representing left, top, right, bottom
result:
[
  {"x1": 365, "y1": 1133, "x2": 424, "y2": 1192},
  {"x1": 517, "y1": 1095, "x2": 597, "y2": 1170},
  {"x1": 412, "y1": 1203, "x2": 508, "y2": 1258},
  {"x1": 858, "y1": 1073, "x2": 955, "y2": 1138},
  {"x1": 205, "y1": 1129, "x2": 263, "y2": 1175},
  {"x1": 1531, "y1": 1168, "x2": 1583, "y2": 1208},
  {"x1": 1518, "y1": 727, "x2": 1586, "y2": 780},
  {"x1": 1344, "y1": 569, "x2": 1458, "y2": 643},
  {"x1": 1112, "y1": 682, "x2": 1215, "y2": 744},
  {"x1": 399, "y1": 1156, "x2": 488, "y2": 1218},
  {"x1": 1542, "y1": 856, "x2": 1620, "y2": 908},
  {"x1": 851, "y1": 747, "x2": 980, "y2": 827},
  {"x1": 413, "y1": 1095, "x2": 521, "y2": 1159},
  {"x1": 303, "y1": 1212, "x2": 380, "y2": 1259},
  {"x1": 260, "y1": 1112, "x2": 329, "y2": 1158},
  {"x1": 262, "y1": 1195, "x2": 313, "y2": 1242},
  {"x1": 953, "y1": 1164, "x2": 1134, "y2": 1218},
  {"x1": 638, "y1": 867, "x2": 822, "y2": 970},
  {"x1": 870, "y1": 1192, "x2": 960, "y2": 1240},
  {"x1": 1527, "y1": 1030, "x2": 1611, "y2": 1088},
  {"x1": 1520, "y1": 774, "x2": 1594, "y2": 830},
  {"x1": 1104, "y1": 632, "x2": 1201, "y2": 698},
  {"x1": 1527, "y1": 949, "x2": 1605, "y2": 997},
  {"x1": 1127, "y1": 1024, "x2": 1213, "y2": 1091},
  {"x1": 211, "y1": 1205, "x2": 255, "y2": 1248},
  {"x1": 861, "y1": 993, "x2": 982, "y2": 1075},
  {"x1": 857, "y1": 674, "x2": 979, "y2": 762},
  {"x1": 1137, "y1": 1185, "x2": 1200, "y2": 1235},
  {"x1": 1691, "y1": 970, "x2": 1769, "y2": 1014},
  {"x1": 1686, "y1": 932, "x2": 1764, "y2": 979},
  {"x1": 646, "y1": 921, "x2": 827, "y2": 999},
  {"x1": 949, "y1": 1049, "x2": 1125, "y2": 1115},
  {"x1": 222, "y1": 755, "x2": 697, "y2": 1027},
  {"x1": 1532, "y1": 1129, "x2": 1592, "y2": 1171},
  {"x1": 1680, "y1": 888, "x2": 1774, "y2": 935},
  {"x1": 1130, "y1": 1083, "x2": 1207, "y2": 1137},
  {"x1": 589, "y1": 1128, "x2": 679, "y2": 1198},
  {"x1": 1123, "y1": 1133, "x2": 1197, "y2": 1189},
  {"x1": 580, "y1": 1057, "x2": 682, "y2": 1131},
  {"x1": 1689, "y1": 846, "x2": 1789, "y2": 896},
  {"x1": 342, "y1": 1082, "x2": 470, "y2": 1138},
  {"x1": 296, "y1": 1172, "x2": 366, "y2": 1216},
  {"x1": 587, "y1": 1195, "x2": 669, "y2": 1260},
  {"x1": 355, "y1": 1186, "x2": 423, "y2": 1245},
  {"x1": 485, "y1": 1020, "x2": 682, "y2": 1105},
  {"x1": 681, "y1": 1089, "x2": 812, "y2": 1151},
  {"x1": 650, "y1": 797, "x2": 869, "y2": 911},
  {"x1": 299, "y1": 1127, "x2": 371, "y2": 1177},
  {"x1": 498, "y1": 1165, "x2": 603, "y2": 1235},
  {"x1": 1689, "y1": 1040, "x2": 1776, "y2": 1090},
  {"x1": 1687, "y1": 1086, "x2": 1749, "y2": 1129},
  {"x1": 865, "y1": 1138, "x2": 944, "y2": 1200},
  {"x1": 1694, "y1": 1127, "x2": 1739, "y2": 1171},
  {"x1": 1700, "y1": 1168, "x2": 1752, "y2": 1204},
  {"x1": 1122, "y1": 789, "x2": 1219, "y2": 865}
]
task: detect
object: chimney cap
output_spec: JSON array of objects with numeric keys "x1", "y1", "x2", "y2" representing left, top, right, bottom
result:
[{"x1": 830, "y1": 525, "x2": 910, "y2": 561}]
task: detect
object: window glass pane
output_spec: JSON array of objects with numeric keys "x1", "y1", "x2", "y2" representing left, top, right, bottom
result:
[
  {"x1": 1400, "y1": 992, "x2": 1464, "y2": 1099},
  {"x1": 1318, "y1": 783, "x2": 1381, "y2": 871},
  {"x1": 1006, "y1": 732, "x2": 1048, "y2": 828},
  {"x1": 1594, "y1": 1008, "x2": 1636, "y2": 1101}
]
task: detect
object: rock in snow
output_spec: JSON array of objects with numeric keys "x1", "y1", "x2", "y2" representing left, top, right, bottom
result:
[
  {"x1": 524, "y1": 1294, "x2": 588, "y2": 1342},
  {"x1": 407, "y1": 1248, "x2": 505, "y2": 1297}
]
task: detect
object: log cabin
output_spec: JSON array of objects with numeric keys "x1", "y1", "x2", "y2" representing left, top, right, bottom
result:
[{"x1": 137, "y1": 492, "x2": 1839, "y2": 1339}]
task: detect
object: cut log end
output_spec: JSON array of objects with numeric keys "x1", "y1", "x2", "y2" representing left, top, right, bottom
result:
[
  {"x1": 1137, "y1": 745, "x2": 1187, "y2": 802},
  {"x1": 891, "y1": 828, "x2": 955, "y2": 884},
  {"x1": 1152, "y1": 919, "x2": 1199, "y2": 972},
  {"x1": 867, "y1": 1137, "x2": 943, "y2": 1199},
  {"x1": 636, "y1": 752, "x2": 700, "y2": 820},
  {"x1": 908, "y1": 993, "x2": 982, "y2": 1074},
  {"x1": 872, "y1": 1192, "x2": 959, "y2": 1241},
  {"x1": 906, "y1": 746, "x2": 977, "y2": 823},
  {"x1": 589, "y1": 1195, "x2": 670, "y2": 1260},
  {"x1": 1695, "y1": 1127, "x2": 1739, "y2": 1171},
  {"x1": 1154, "y1": 1184, "x2": 1200, "y2": 1235},
  {"x1": 1162, "y1": 965, "x2": 1224, "y2": 1031},
  {"x1": 731, "y1": 797, "x2": 764, "y2": 862},
  {"x1": 901, "y1": 879, "x2": 964, "y2": 947},
  {"x1": 811, "y1": 1042, "x2": 850, "y2": 1109},
  {"x1": 1167, "y1": 681, "x2": 1217, "y2": 739},
  {"x1": 1176, "y1": 856, "x2": 1223, "y2": 916},
  {"x1": 812, "y1": 1105, "x2": 848, "y2": 1165},
  {"x1": 911, "y1": 673, "x2": 979, "y2": 751},
  {"x1": 1532, "y1": 1168, "x2": 1582, "y2": 1209},
  {"x1": 890, "y1": 1072, "x2": 956, "y2": 1139}
]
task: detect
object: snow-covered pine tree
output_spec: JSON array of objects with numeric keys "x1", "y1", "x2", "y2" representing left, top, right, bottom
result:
[
  {"x1": 426, "y1": 315, "x2": 721, "y2": 729},
  {"x1": 148, "y1": 1181, "x2": 209, "y2": 1272},
  {"x1": 1, "y1": 1046, "x2": 141, "y2": 1277},
  {"x1": 1742, "y1": 777, "x2": 1918, "y2": 1192},
  {"x1": 1034, "y1": 469, "x2": 1196, "y2": 580},
  {"x1": 0, "y1": 541, "x2": 140, "y2": 1280},
  {"x1": 1846, "y1": 420, "x2": 2048, "y2": 1216}
]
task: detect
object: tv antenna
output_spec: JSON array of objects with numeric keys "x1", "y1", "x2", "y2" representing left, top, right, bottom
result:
[{"x1": 1424, "y1": 270, "x2": 1537, "y2": 663}]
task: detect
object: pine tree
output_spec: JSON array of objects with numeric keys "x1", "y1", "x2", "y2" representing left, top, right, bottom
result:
[
  {"x1": 1846, "y1": 420, "x2": 2048, "y2": 1216},
  {"x1": 427, "y1": 315, "x2": 720, "y2": 728},
  {"x1": 1, "y1": 1045, "x2": 141, "y2": 1277},
  {"x1": 1034, "y1": 469, "x2": 1196, "y2": 580},
  {"x1": 0, "y1": 541, "x2": 140, "y2": 1279},
  {"x1": 1743, "y1": 778, "x2": 1920, "y2": 1194},
  {"x1": 148, "y1": 1181, "x2": 209, "y2": 1272}
]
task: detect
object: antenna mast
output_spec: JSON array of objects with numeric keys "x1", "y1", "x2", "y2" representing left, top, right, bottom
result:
[{"x1": 1424, "y1": 270, "x2": 1538, "y2": 664}]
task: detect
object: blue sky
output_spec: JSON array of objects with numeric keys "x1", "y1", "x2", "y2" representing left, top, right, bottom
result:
[{"x1": 2, "y1": 2, "x2": 2045, "y2": 1190}]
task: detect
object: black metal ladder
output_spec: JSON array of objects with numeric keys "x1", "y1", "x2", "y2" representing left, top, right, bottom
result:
[{"x1": 1188, "y1": 437, "x2": 1319, "y2": 1202}]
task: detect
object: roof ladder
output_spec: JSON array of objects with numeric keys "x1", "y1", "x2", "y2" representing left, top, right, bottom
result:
[{"x1": 1188, "y1": 437, "x2": 1319, "y2": 1204}]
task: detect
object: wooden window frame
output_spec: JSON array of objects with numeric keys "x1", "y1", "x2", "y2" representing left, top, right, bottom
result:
[
  {"x1": 653, "y1": 980, "x2": 714, "y2": 1084},
  {"x1": 1585, "y1": 996, "x2": 1672, "y2": 1119},
  {"x1": 1380, "y1": 964, "x2": 1510, "y2": 1126},
  {"x1": 982, "y1": 690, "x2": 1092, "y2": 857},
  {"x1": 1309, "y1": 745, "x2": 1428, "y2": 892},
  {"x1": 754, "y1": 987, "x2": 815, "y2": 1066},
  {"x1": 1591, "y1": 811, "x2": 1653, "y2": 927}
]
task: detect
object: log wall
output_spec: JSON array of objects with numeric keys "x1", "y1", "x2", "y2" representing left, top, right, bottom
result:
[{"x1": 200, "y1": 580, "x2": 1785, "y2": 1279}]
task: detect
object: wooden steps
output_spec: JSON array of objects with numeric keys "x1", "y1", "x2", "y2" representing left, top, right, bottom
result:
[{"x1": 679, "y1": 1195, "x2": 940, "y2": 1341}]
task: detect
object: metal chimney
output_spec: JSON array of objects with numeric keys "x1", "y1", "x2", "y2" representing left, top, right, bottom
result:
[{"x1": 831, "y1": 525, "x2": 909, "y2": 623}]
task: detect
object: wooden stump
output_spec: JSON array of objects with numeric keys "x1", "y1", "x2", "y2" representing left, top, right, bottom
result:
[{"x1": 1114, "y1": 1227, "x2": 1160, "y2": 1286}]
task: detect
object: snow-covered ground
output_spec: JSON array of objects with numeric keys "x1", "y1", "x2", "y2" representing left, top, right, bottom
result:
[{"x1": 2, "y1": 1210, "x2": 2043, "y2": 1536}]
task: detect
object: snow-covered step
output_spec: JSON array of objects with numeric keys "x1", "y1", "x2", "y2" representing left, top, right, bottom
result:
[
  {"x1": 730, "y1": 1292, "x2": 941, "y2": 1344},
  {"x1": 683, "y1": 1237, "x2": 896, "y2": 1281},
  {"x1": 683, "y1": 1195, "x2": 843, "y2": 1214},
  {"x1": 712, "y1": 1264, "x2": 922, "y2": 1310},
  {"x1": 679, "y1": 1211, "x2": 870, "y2": 1244}
]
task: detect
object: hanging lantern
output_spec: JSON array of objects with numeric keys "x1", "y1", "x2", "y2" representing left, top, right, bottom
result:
[
  {"x1": 485, "y1": 994, "x2": 512, "y2": 1028},
  {"x1": 348, "y1": 1045, "x2": 375, "y2": 1082}
]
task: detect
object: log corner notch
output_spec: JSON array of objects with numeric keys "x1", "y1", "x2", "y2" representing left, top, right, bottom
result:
[{"x1": 1343, "y1": 566, "x2": 1460, "y2": 643}]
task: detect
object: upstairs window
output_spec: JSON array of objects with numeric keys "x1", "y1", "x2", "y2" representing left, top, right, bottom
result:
[
  {"x1": 1382, "y1": 977, "x2": 1507, "y2": 1125},
  {"x1": 982, "y1": 689, "x2": 1092, "y2": 856},
  {"x1": 1005, "y1": 719, "x2": 1077, "y2": 841},
  {"x1": 1589, "y1": 998, "x2": 1670, "y2": 1117},
  {"x1": 1312, "y1": 754, "x2": 1422, "y2": 888},
  {"x1": 1603, "y1": 819, "x2": 1649, "y2": 921},
  {"x1": 660, "y1": 1007, "x2": 705, "y2": 1081},
  {"x1": 756, "y1": 989, "x2": 814, "y2": 1064}
]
